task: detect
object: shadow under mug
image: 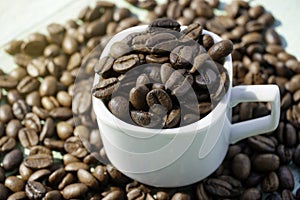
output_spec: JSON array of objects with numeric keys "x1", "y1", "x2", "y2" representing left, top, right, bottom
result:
[{"x1": 92, "y1": 25, "x2": 280, "y2": 187}]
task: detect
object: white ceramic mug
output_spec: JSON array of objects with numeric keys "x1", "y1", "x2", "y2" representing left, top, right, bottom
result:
[{"x1": 92, "y1": 25, "x2": 280, "y2": 187}]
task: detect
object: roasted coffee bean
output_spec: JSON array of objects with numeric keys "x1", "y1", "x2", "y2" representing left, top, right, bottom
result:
[
  {"x1": 61, "y1": 183, "x2": 88, "y2": 199},
  {"x1": 77, "y1": 169, "x2": 99, "y2": 190},
  {"x1": 28, "y1": 169, "x2": 51, "y2": 182},
  {"x1": 293, "y1": 144, "x2": 300, "y2": 167},
  {"x1": 19, "y1": 162, "x2": 33, "y2": 181},
  {"x1": 102, "y1": 190, "x2": 125, "y2": 200},
  {"x1": 0, "y1": 104, "x2": 13, "y2": 123},
  {"x1": 17, "y1": 76, "x2": 40, "y2": 94},
  {"x1": 5, "y1": 176, "x2": 25, "y2": 192},
  {"x1": 6, "y1": 89, "x2": 22, "y2": 105},
  {"x1": 0, "y1": 136, "x2": 16, "y2": 152},
  {"x1": 56, "y1": 121, "x2": 73, "y2": 140},
  {"x1": 26, "y1": 91, "x2": 41, "y2": 107},
  {"x1": 247, "y1": 135, "x2": 275, "y2": 153},
  {"x1": 24, "y1": 154, "x2": 54, "y2": 169},
  {"x1": 165, "y1": 109, "x2": 181, "y2": 128},
  {"x1": 277, "y1": 122, "x2": 297, "y2": 147},
  {"x1": 43, "y1": 190, "x2": 63, "y2": 200},
  {"x1": 110, "y1": 42, "x2": 131, "y2": 58},
  {"x1": 208, "y1": 40, "x2": 233, "y2": 62},
  {"x1": 277, "y1": 166, "x2": 294, "y2": 190},
  {"x1": 49, "y1": 107, "x2": 72, "y2": 120},
  {"x1": 262, "y1": 172, "x2": 279, "y2": 192},
  {"x1": 12, "y1": 99, "x2": 30, "y2": 120},
  {"x1": 92, "y1": 77, "x2": 119, "y2": 99},
  {"x1": 29, "y1": 146, "x2": 51, "y2": 156},
  {"x1": 39, "y1": 76, "x2": 57, "y2": 96},
  {"x1": 241, "y1": 188, "x2": 261, "y2": 200},
  {"x1": 204, "y1": 176, "x2": 242, "y2": 198},
  {"x1": 264, "y1": 28, "x2": 281, "y2": 45},
  {"x1": 95, "y1": 56, "x2": 114, "y2": 75},
  {"x1": 18, "y1": 128, "x2": 39, "y2": 148},
  {"x1": 108, "y1": 96, "x2": 130, "y2": 119},
  {"x1": 180, "y1": 23, "x2": 202, "y2": 41},
  {"x1": 253, "y1": 154, "x2": 280, "y2": 172},
  {"x1": 0, "y1": 183, "x2": 9, "y2": 200},
  {"x1": 113, "y1": 54, "x2": 140, "y2": 73},
  {"x1": 2, "y1": 148, "x2": 23, "y2": 171},
  {"x1": 281, "y1": 190, "x2": 295, "y2": 200},
  {"x1": 0, "y1": 167, "x2": 5, "y2": 183},
  {"x1": 7, "y1": 191, "x2": 27, "y2": 200},
  {"x1": 44, "y1": 138, "x2": 65, "y2": 151},
  {"x1": 146, "y1": 88, "x2": 172, "y2": 112},
  {"x1": 0, "y1": 75, "x2": 18, "y2": 89},
  {"x1": 24, "y1": 113, "x2": 41, "y2": 131},
  {"x1": 107, "y1": 164, "x2": 130, "y2": 185},
  {"x1": 64, "y1": 136, "x2": 88, "y2": 158},
  {"x1": 148, "y1": 18, "x2": 180, "y2": 32},
  {"x1": 5, "y1": 39, "x2": 23, "y2": 55},
  {"x1": 170, "y1": 45, "x2": 197, "y2": 67},
  {"x1": 9, "y1": 67, "x2": 27, "y2": 81},
  {"x1": 93, "y1": 165, "x2": 109, "y2": 185},
  {"x1": 25, "y1": 181, "x2": 47, "y2": 200},
  {"x1": 232, "y1": 153, "x2": 251, "y2": 180},
  {"x1": 277, "y1": 145, "x2": 293, "y2": 164}
]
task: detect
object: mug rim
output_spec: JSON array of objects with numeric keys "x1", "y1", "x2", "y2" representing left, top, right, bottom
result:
[{"x1": 92, "y1": 25, "x2": 233, "y2": 135}]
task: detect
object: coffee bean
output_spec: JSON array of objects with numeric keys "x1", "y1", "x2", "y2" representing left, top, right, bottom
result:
[
  {"x1": 113, "y1": 54, "x2": 140, "y2": 73},
  {"x1": 6, "y1": 89, "x2": 22, "y2": 105},
  {"x1": 17, "y1": 76, "x2": 40, "y2": 94},
  {"x1": 39, "y1": 76, "x2": 57, "y2": 96},
  {"x1": 208, "y1": 39, "x2": 233, "y2": 62},
  {"x1": 252, "y1": 154, "x2": 280, "y2": 172},
  {"x1": 62, "y1": 36, "x2": 78, "y2": 55},
  {"x1": 49, "y1": 107, "x2": 72, "y2": 120},
  {"x1": 18, "y1": 128, "x2": 39, "y2": 148},
  {"x1": 264, "y1": 28, "x2": 281, "y2": 45},
  {"x1": 204, "y1": 176, "x2": 242, "y2": 198},
  {"x1": 7, "y1": 191, "x2": 27, "y2": 200},
  {"x1": 5, "y1": 176, "x2": 25, "y2": 192},
  {"x1": 180, "y1": 23, "x2": 203, "y2": 41},
  {"x1": 24, "y1": 154, "x2": 53, "y2": 169},
  {"x1": 44, "y1": 138, "x2": 65, "y2": 151},
  {"x1": 170, "y1": 45, "x2": 197, "y2": 67},
  {"x1": 24, "y1": 113, "x2": 41, "y2": 132},
  {"x1": 165, "y1": 109, "x2": 181, "y2": 128},
  {"x1": 12, "y1": 99, "x2": 30, "y2": 120},
  {"x1": 0, "y1": 104, "x2": 13, "y2": 123},
  {"x1": 107, "y1": 164, "x2": 130, "y2": 185},
  {"x1": 64, "y1": 136, "x2": 88, "y2": 158},
  {"x1": 19, "y1": 162, "x2": 33, "y2": 181},
  {"x1": 277, "y1": 166, "x2": 294, "y2": 190},
  {"x1": 0, "y1": 136, "x2": 16, "y2": 152},
  {"x1": 240, "y1": 188, "x2": 261, "y2": 200},
  {"x1": 43, "y1": 190, "x2": 63, "y2": 200},
  {"x1": 102, "y1": 190, "x2": 125, "y2": 200},
  {"x1": 56, "y1": 121, "x2": 73, "y2": 140},
  {"x1": 148, "y1": 18, "x2": 180, "y2": 32},
  {"x1": 77, "y1": 169, "x2": 99, "y2": 190},
  {"x1": 127, "y1": 188, "x2": 146, "y2": 200},
  {"x1": 0, "y1": 183, "x2": 9, "y2": 200},
  {"x1": 0, "y1": 167, "x2": 5, "y2": 183},
  {"x1": 9, "y1": 67, "x2": 27, "y2": 81},
  {"x1": 25, "y1": 181, "x2": 47, "y2": 200},
  {"x1": 3, "y1": 149, "x2": 23, "y2": 171},
  {"x1": 92, "y1": 77, "x2": 119, "y2": 99},
  {"x1": 28, "y1": 169, "x2": 51, "y2": 182},
  {"x1": 277, "y1": 145, "x2": 292, "y2": 164},
  {"x1": 5, "y1": 39, "x2": 23, "y2": 55},
  {"x1": 232, "y1": 153, "x2": 251, "y2": 180},
  {"x1": 59, "y1": 173, "x2": 75, "y2": 190},
  {"x1": 281, "y1": 189, "x2": 295, "y2": 200},
  {"x1": 95, "y1": 56, "x2": 114, "y2": 75},
  {"x1": 93, "y1": 165, "x2": 109, "y2": 185},
  {"x1": 247, "y1": 135, "x2": 275, "y2": 153},
  {"x1": 110, "y1": 42, "x2": 131, "y2": 58},
  {"x1": 108, "y1": 96, "x2": 130, "y2": 119},
  {"x1": 56, "y1": 91, "x2": 72, "y2": 107},
  {"x1": 261, "y1": 172, "x2": 279, "y2": 192},
  {"x1": 61, "y1": 183, "x2": 88, "y2": 199}
]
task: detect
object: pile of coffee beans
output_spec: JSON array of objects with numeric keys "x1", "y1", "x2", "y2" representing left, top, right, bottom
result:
[
  {"x1": 92, "y1": 18, "x2": 232, "y2": 128},
  {"x1": 0, "y1": 0, "x2": 299, "y2": 199}
]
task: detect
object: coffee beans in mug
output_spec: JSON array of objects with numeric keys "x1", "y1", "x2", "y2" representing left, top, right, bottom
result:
[{"x1": 93, "y1": 18, "x2": 232, "y2": 128}]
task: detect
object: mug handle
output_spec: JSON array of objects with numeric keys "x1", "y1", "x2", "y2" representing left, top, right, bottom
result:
[{"x1": 229, "y1": 85, "x2": 280, "y2": 144}]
